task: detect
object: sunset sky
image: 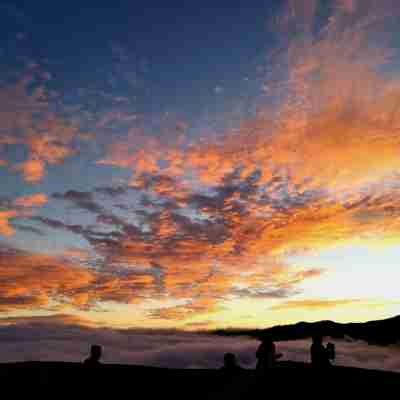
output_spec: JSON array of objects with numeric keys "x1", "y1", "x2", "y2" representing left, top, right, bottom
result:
[{"x1": 1, "y1": 0, "x2": 400, "y2": 332}]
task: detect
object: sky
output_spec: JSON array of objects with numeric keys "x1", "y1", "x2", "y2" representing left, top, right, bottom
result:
[{"x1": 1, "y1": 0, "x2": 400, "y2": 345}]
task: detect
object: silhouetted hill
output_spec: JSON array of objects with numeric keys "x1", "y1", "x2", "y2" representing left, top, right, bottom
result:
[
  {"x1": 0, "y1": 361, "x2": 398, "y2": 397},
  {"x1": 215, "y1": 315, "x2": 400, "y2": 345}
]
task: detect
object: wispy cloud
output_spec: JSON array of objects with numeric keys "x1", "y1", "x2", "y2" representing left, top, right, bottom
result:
[{"x1": 270, "y1": 299, "x2": 363, "y2": 311}]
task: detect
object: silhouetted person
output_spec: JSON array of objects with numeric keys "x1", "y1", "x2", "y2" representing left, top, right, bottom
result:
[
  {"x1": 83, "y1": 344, "x2": 102, "y2": 366},
  {"x1": 310, "y1": 336, "x2": 332, "y2": 368},
  {"x1": 256, "y1": 338, "x2": 282, "y2": 371},
  {"x1": 221, "y1": 352, "x2": 243, "y2": 371}
]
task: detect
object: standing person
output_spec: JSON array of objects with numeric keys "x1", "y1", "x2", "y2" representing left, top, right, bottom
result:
[
  {"x1": 256, "y1": 338, "x2": 282, "y2": 371},
  {"x1": 310, "y1": 335, "x2": 331, "y2": 368}
]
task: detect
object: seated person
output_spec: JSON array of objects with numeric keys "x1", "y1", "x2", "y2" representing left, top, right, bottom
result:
[
  {"x1": 83, "y1": 344, "x2": 103, "y2": 366},
  {"x1": 221, "y1": 352, "x2": 243, "y2": 371},
  {"x1": 310, "y1": 336, "x2": 332, "y2": 368}
]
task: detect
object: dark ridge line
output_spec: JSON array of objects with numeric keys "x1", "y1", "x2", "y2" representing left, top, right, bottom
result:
[{"x1": 214, "y1": 315, "x2": 400, "y2": 345}]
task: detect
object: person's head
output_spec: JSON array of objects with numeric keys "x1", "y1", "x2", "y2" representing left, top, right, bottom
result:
[
  {"x1": 312, "y1": 335, "x2": 323, "y2": 345},
  {"x1": 223, "y1": 352, "x2": 237, "y2": 368},
  {"x1": 90, "y1": 344, "x2": 102, "y2": 361},
  {"x1": 261, "y1": 337, "x2": 274, "y2": 347}
]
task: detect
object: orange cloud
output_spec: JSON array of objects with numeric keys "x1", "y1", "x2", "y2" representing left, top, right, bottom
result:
[
  {"x1": 41, "y1": 151, "x2": 400, "y2": 320},
  {"x1": 18, "y1": 2, "x2": 400, "y2": 324},
  {"x1": 0, "y1": 249, "x2": 94, "y2": 312},
  {"x1": 0, "y1": 245, "x2": 161, "y2": 313},
  {"x1": 93, "y1": 4, "x2": 400, "y2": 274},
  {"x1": 0, "y1": 71, "x2": 79, "y2": 183},
  {"x1": 97, "y1": 3, "x2": 400, "y2": 198},
  {"x1": 43, "y1": 155, "x2": 400, "y2": 320},
  {"x1": 14, "y1": 159, "x2": 46, "y2": 183},
  {"x1": 0, "y1": 210, "x2": 18, "y2": 236},
  {"x1": 0, "y1": 194, "x2": 48, "y2": 237},
  {"x1": 15, "y1": 193, "x2": 48, "y2": 208}
]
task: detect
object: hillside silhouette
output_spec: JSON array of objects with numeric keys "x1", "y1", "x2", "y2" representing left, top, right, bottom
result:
[
  {"x1": 1, "y1": 361, "x2": 398, "y2": 397},
  {"x1": 215, "y1": 315, "x2": 400, "y2": 345}
]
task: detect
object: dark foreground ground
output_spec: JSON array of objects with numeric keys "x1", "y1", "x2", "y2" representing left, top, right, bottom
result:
[{"x1": 1, "y1": 361, "x2": 399, "y2": 398}]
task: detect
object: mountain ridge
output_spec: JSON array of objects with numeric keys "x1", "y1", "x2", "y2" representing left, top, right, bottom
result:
[{"x1": 214, "y1": 315, "x2": 400, "y2": 345}]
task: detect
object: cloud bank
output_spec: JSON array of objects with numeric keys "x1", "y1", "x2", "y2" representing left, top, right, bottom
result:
[{"x1": 0, "y1": 319, "x2": 398, "y2": 373}]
